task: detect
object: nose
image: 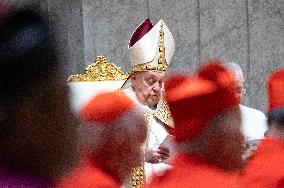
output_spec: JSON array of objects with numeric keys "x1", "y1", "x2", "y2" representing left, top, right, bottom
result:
[{"x1": 152, "y1": 82, "x2": 161, "y2": 92}]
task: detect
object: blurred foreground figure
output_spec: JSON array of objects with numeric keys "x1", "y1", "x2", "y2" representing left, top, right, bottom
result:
[
  {"x1": 226, "y1": 62, "x2": 268, "y2": 143},
  {"x1": 242, "y1": 69, "x2": 284, "y2": 187},
  {"x1": 58, "y1": 92, "x2": 147, "y2": 187},
  {"x1": 149, "y1": 60, "x2": 246, "y2": 188},
  {"x1": 0, "y1": 1, "x2": 10, "y2": 19},
  {"x1": 0, "y1": 8, "x2": 77, "y2": 187}
]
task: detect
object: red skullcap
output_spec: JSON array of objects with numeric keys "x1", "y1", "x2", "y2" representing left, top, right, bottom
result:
[
  {"x1": 165, "y1": 60, "x2": 238, "y2": 142},
  {"x1": 267, "y1": 68, "x2": 284, "y2": 111},
  {"x1": 80, "y1": 91, "x2": 134, "y2": 124}
]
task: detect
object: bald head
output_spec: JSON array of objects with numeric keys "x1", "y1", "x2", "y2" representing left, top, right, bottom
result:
[
  {"x1": 78, "y1": 105, "x2": 147, "y2": 184},
  {"x1": 179, "y1": 106, "x2": 246, "y2": 172},
  {"x1": 79, "y1": 106, "x2": 146, "y2": 153}
]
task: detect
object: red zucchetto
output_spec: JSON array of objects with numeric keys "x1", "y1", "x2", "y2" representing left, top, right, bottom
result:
[
  {"x1": 80, "y1": 91, "x2": 134, "y2": 124},
  {"x1": 267, "y1": 68, "x2": 284, "y2": 111},
  {"x1": 165, "y1": 60, "x2": 238, "y2": 142}
]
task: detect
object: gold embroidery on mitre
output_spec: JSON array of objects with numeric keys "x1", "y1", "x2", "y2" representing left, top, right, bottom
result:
[
  {"x1": 67, "y1": 55, "x2": 129, "y2": 82},
  {"x1": 132, "y1": 22, "x2": 168, "y2": 72}
]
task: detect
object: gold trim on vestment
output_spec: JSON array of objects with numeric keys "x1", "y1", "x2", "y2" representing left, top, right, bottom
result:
[
  {"x1": 130, "y1": 98, "x2": 173, "y2": 187},
  {"x1": 155, "y1": 97, "x2": 173, "y2": 127}
]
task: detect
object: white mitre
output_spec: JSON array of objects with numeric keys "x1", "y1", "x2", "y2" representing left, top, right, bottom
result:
[{"x1": 123, "y1": 18, "x2": 175, "y2": 88}]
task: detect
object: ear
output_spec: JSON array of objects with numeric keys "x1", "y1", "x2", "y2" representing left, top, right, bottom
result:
[
  {"x1": 130, "y1": 72, "x2": 136, "y2": 80},
  {"x1": 130, "y1": 72, "x2": 137, "y2": 87}
]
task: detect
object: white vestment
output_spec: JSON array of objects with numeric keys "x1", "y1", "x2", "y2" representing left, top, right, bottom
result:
[
  {"x1": 240, "y1": 104, "x2": 268, "y2": 142},
  {"x1": 122, "y1": 87, "x2": 172, "y2": 183}
]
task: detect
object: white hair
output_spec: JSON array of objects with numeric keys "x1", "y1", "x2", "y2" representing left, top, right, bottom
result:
[{"x1": 225, "y1": 62, "x2": 245, "y2": 82}]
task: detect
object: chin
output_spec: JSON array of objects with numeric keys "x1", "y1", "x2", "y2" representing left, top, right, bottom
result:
[
  {"x1": 147, "y1": 101, "x2": 159, "y2": 107},
  {"x1": 148, "y1": 98, "x2": 160, "y2": 106}
]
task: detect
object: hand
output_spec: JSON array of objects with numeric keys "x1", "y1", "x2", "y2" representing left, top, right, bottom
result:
[{"x1": 145, "y1": 148, "x2": 170, "y2": 164}]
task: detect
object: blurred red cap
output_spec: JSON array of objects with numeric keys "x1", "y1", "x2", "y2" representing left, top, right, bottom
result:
[
  {"x1": 80, "y1": 91, "x2": 134, "y2": 124},
  {"x1": 267, "y1": 68, "x2": 284, "y2": 111},
  {"x1": 165, "y1": 60, "x2": 238, "y2": 142}
]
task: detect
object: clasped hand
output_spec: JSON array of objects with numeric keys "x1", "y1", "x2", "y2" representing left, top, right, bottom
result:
[{"x1": 145, "y1": 147, "x2": 170, "y2": 164}]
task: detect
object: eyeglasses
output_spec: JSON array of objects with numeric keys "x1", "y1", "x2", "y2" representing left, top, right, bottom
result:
[{"x1": 235, "y1": 85, "x2": 247, "y2": 95}]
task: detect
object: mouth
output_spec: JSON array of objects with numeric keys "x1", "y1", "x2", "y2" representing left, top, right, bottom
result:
[
  {"x1": 148, "y1": 93, "x2": 160, "y2": 98},
  {"x1": 147, "y1": 96, "x2": 159, "y2": 102},
  {"x1": 149, "y1": 95, "x2": 158, "y2": 98}
]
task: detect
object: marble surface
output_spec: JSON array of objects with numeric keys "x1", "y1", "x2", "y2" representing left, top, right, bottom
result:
[
  {"x1": 66, "y1": 0, "x2": 85, "y2": 74},
  {"x1": 149, "y1": 0, "x2": 199, "y2": 72},
  {"x1": 82, "y1": 0, "x2": 148, "y2": 72},
  {"x1": 199, "y1": 0, "x2": 250, "y2": 105},
  {"x1": 48, "y1": 0, "x2": 85, "y2": 76},
  {"x1": 199, "y1": 0, "x2": 246, "y2": 45},
  {"x1": 248, "y1": 0, "x2": 284, "y2": 111},
  {"x1": 10, "y1": 0, "x2": 284, "y2": 112}
]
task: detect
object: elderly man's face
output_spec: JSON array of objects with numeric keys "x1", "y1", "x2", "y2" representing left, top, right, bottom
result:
[
  {"x1": 131, "y1": 71, "x2": 165, "y2": 107},
  {"x1": 234, "y1": 74, "x2": 246, "y2": 104}
]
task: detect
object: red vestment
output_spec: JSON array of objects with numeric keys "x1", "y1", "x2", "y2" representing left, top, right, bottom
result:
[
  {"x1": 57, "y1": 157, "x2": 120, "y2": 188},
  {"x1": 148, "y1": 153, "x2": 242, "y2": 188},
  {"x1": 242, "y1": 138, "x2": 284, "y2": 188}
]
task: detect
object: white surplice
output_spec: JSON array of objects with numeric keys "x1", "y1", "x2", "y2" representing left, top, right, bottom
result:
[{"x1": 122, "y1": 87, "x2": 172, "y2": 183}]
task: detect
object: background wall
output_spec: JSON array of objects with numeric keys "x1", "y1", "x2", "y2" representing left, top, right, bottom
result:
[{"x1": 10, "y1": 0, "x2": 284, "y2": 112}]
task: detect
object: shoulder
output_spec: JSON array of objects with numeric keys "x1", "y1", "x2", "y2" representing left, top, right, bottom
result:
[
  {"x1": 147, "y1": 166, "x2": 191, "y2": 188},
  {"x1": 245, "y1": 139, "x2": 284, "y2": 173},
  {"x1": 243, "y1": 146, "x2": 284, "y2": 188},
  {"x1": 149, "y1": 156, "x2": 241, "y2": 188},
  {"x1": 149, "y1": 167, "x2": 240, "y2": 188},
  {"x1": 240, "y1": 105, "x2": 266, "y2": 119},
  {"x1": 57, "y1": 162, "x2": 119, "y2": 188}
]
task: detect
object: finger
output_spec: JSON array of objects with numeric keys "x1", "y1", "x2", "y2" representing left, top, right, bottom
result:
[
  {"x1": 154, "y1": 153, "x2": 169, "y2": 162},
  {"x1": 157, "y1": 147, "x2": 170, "y2": 154},
  {"x1": 160, "y1": 155, "x2": 169, "y2": 161},
  {"x1": 151, "y1": 157, "x2": 160, "y2": 164},
  {"x1": 159, "y1": 154, "x2": 169, "y2": 160},
  {"x1": 157, "y1": 150, "x2": 170, "y2": 156}
]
